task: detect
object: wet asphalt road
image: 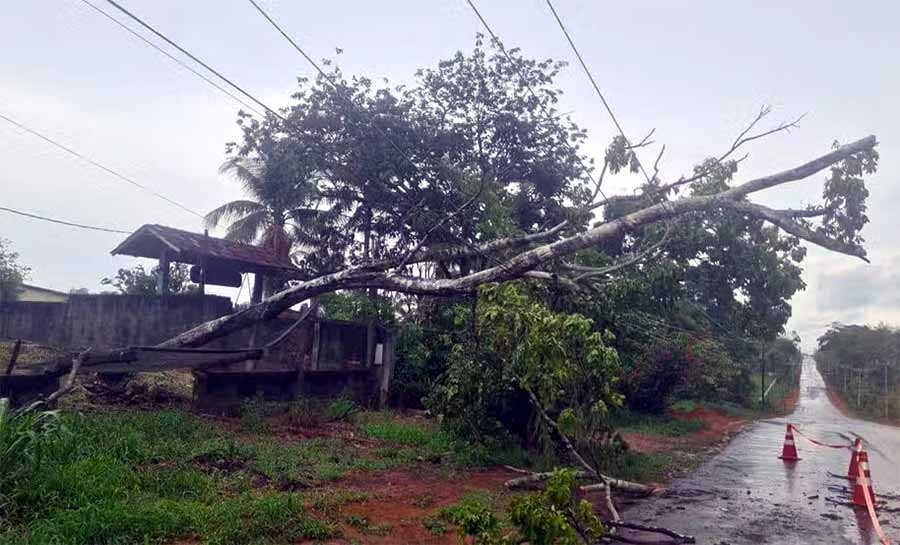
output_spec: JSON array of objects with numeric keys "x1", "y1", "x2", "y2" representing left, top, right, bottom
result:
[{"x1": 621, "y1": 357, "x2": 900, "y2": 545}]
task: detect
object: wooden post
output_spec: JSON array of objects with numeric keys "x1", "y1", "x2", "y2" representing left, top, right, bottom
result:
[
  {"x1": 251, "y1": 273, "x2": 264, "y2": 304},
  {"x1": 4, "y1": 339, "x2": 22, "y2": 376},
  {"x1": 884, "y1": 363, "x2": 889, "y2": 420},
  {"x1": 365, "y1": 319, "x2": 376, "y2": 367},
  {"x1": 378, "y1": 331, "x2": 396, "y2": 409},
  {"x1": 310, "y1": 320, "x2": 321, "y2": 370},
  {"x1": 158, "y1": 249, "x2": 171, "y2": 294},
  {"x1": 199, "y1": 229, "x2": 208, "y2": 295}
]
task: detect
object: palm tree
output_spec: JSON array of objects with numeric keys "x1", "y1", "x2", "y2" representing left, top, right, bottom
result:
[{"x1": 206, "y1": 156, "x2": 317, "y2": 301}]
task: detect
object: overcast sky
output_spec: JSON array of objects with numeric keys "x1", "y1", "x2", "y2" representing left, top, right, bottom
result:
[{"x1": 1, "y1": 0, "x2": 898, "y2": 350}]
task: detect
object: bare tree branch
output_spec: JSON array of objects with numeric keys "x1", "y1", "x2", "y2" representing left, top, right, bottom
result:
[
  {"x1": 720, "y1": 200, "x2": 868, "y2": 261},
  {"x1": 655, "y1": 107, "x2": 806, "y2": 194},
  {"x1": 23, "y1": 348, "x2": 90, "y2": 412},
  {"x1": 566, "y1": 226, "x2": 671, "y2": 281}
]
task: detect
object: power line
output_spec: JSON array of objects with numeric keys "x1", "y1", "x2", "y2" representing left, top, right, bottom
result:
[
  {"x1": 246, "y1": 0, "x2": 488, "y2": 256},
  {"x1": 542, "y1": 0, "x2": 654, "y2": 185},
  {"x1": 0, "y1": 112, "x2": 203, "y2": 219},
  {"x1": 0, "y1": 205, "x2": 131, "y2": 234},
  {"x1": 244, "y1": 0, "x2": 419, "y2": 171},
  {"x1": 103, "y1": 0, "x2": 285, "y2": 122},
  {"x1": 79, "y1": 0, "x2": 263, "y2": 117},
  {"x1": 463, "y1": 0, "x2": 609, "y2": 203}
]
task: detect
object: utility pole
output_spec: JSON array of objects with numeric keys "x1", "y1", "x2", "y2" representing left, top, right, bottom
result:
[
  {"x1": 857, "y1": 367, "x2": 863, "y2": 408},
  {"x1": 760, "y1": 341, "x2": 767, "y2": 406}
]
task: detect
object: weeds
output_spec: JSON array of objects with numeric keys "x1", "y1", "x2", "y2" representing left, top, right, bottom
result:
[
  {"x1": 600, "y1": 451, "x2": 674, "y2": 483},
  {"x1": 0, "y1": 399, "x2": 66, "y2": 513},
  {"x1": 611, "y1": 409, "x2": 707, "y2": 436}
]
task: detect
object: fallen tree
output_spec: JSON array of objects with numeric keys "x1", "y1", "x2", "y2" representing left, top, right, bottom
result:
[{"x1": 22, "y1": 134, "x2": 878, "y2": 379}]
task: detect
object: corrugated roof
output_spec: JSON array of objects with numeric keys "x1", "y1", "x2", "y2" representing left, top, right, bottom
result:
[{"x1": 111, "y1": 224, "x2": 298, "y2": 275}]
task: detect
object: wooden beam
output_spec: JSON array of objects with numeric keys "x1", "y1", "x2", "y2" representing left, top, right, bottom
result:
[{"x1": 158, "y1": 248, "x2": 171, "y2": 294}]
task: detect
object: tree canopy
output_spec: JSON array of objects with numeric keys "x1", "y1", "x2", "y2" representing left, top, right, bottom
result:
[
  {"x1": 101, "y1": 264, "x2": 196, "y2": 296},
  {"x1": 0, "y1": 239, "x2": 29, "y2": 303}
]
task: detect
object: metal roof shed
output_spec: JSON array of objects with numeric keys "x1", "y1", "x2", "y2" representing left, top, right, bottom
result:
[{"x1": 111, "y1": 224, "x2": 298, "y2": 299}]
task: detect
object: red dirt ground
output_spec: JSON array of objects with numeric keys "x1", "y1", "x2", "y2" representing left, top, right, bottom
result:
[
  {"x1": 782, "y1": 386, "x2": 800, "y2": 414},
  {"x1": 621, "y1": 406, "x2": 748, "y2": 456},
  {"x1": 302, "y1": 467, "x2": 516, "y2": 545}
]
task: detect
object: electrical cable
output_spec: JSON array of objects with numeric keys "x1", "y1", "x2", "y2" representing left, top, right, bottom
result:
[
  {"x1": 0, "y1": 205, "x2": 131, "y2": 234},
  {"x1": 0, "y1": 111, "x2": 203, "y2": 219},
  {"x1": 103, "y1": 0, "x2": 285, "y2": 121},
  {"x1": 79, "y1": 0, "x2": 263, "y2": 117}
]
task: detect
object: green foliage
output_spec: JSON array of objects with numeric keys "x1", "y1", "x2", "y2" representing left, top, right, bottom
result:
[
  {"x1": 0, "y1": 400, "x2": 65, "y2": 511},
  {"x1": 443, "y1": 471, "x2": 605, "y2": 545},
  {"x1": 391, "y1": 324, "x2": 456, "y2": 409},
  {"x1": 361, "y1": 415, "x2": 452, "y2": 451},
  {"x1": 319, "y1": 291, "x2": 396, "y2": 324},
  {"x1": 226, "y1": 36, "x2": 591, "y2": 276},
  {"x1": 816, "y1": 323, "x2": 900, "y2": 419},
  {"x1": 101, "y1": 263, "x2": 197, "y2": 295},
  {"x1": 509, "y1": 469, "x2": 605, "y2": 545},
  {"x1": 0, "y1": 239, "x2": 29, "y2": 302},
  {"x1": 429, "y1": 284, "x2": 622, "y2": 456},
  {"x1": 599, "y1": 451, "x2": 674, "y2": 484},
  {"x1": 610, "y1": 410, "x2": 706, "y2": 436},
  {"x1": 2, "y1": 409, "x2": 471, "y2": 543},
  {"x1": 622, "y1": 333, "x2": 750, "y2": 413},
  {"x1": 440, "y1": 492, "x2": 504, "y2": 545}
]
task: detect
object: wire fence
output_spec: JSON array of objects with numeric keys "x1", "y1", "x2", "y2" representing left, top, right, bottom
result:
[{"x1": 816, "y1": 358, "x2": 900, "y2": 422}]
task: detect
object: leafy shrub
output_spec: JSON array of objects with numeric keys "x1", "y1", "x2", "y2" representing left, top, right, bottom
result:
[
  {"x1": 444, "y1": 471, "x2": 605, "y2": 545},
  {"x1": 391, "y1": 325, "x2": 456, "y2": 409},
  {"x1": 428, "y1": 284, "x2": 622, "y2": 458},
  {"x1": 622, "y1": 334, "x2": 750, "y2": 413}
]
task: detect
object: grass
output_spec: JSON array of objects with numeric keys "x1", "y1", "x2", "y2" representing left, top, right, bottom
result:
[
  {"x1": 0, "y1": 407, "x2": 479, "y2": 545},
  {"x1": 601, "y1": 451, "x2": 676, "y2": 483},
  {"x1": 611, "y1": 409, "x2": 707, "y2": 436},
  {"x1": 669, "y1": 398, "x2": 756, "y2": 418}
]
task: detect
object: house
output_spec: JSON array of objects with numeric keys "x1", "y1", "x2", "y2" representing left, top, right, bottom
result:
[{"x1": 17, "y1": 283, "x2": 68, "y2": 303}]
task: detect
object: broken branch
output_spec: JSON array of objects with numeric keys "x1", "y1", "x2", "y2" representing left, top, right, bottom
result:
[{"x1": 23, "y1": 348, "x2": 90, "y2": 412}]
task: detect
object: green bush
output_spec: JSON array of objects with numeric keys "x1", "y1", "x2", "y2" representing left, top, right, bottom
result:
[{"x1": 622, "y1": 334, "x2": 750, "y2": 413}]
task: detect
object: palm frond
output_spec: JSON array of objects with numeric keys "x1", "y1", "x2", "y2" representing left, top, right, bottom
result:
[
  {"x1": 219, "y1": 157, "x2": 266, "y2": 196},
  {"x1": 223, "y1": 210, "x2": 270, "y2": 244},
  {"x1": 203, "y1": 200, "x2": 266, "y2": 230}
]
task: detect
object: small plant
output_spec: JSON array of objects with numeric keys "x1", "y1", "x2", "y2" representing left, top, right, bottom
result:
[
  {"x1": 345, "y1": 514, "x2": 391, "y2": 536},
  {"x1": 413, "y1": 493, "x2": 434, "y2": 508},
  {"x1": 239, "y1": 396, "x2": 270, "y2": 433},
  {"x1": 346, "y1": 514, "x2": 368, "y2": 528},
  {"x1": 423, "y1": 515, "x2": 448, "y2": 535},
  {"x1": 327, "y1": 397, "x2": 359, "y2": 422},
  {"x1": 440, "y1": 492, "x2": 503, "y2": 544}
]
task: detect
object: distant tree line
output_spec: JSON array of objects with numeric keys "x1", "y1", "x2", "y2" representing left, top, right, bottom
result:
[{"x1": 815, "y1": 323, "x2": 900, "y2": 421}]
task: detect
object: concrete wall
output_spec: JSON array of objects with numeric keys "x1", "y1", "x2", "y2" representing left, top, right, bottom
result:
[
  {"x1": 1, "y1": 295, "x2": 394, "y2": 410},
  {"x1": 0, "y1": 294, "x2": 233, "y2": 348},
  {"x1": 18, "y1": 285, "x2": 69, "y2": 303}
]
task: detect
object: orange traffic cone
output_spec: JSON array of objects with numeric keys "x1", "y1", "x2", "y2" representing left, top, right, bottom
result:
[
  {"x1": 848, "y1": 438, "x2": 862, "y2": 480},
  {"x1": 851, "y1": 450, "x2": 877, "y2": 507},
  {"x1": 779, "y1": 423, "x2": 800, "y2": 461}
]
